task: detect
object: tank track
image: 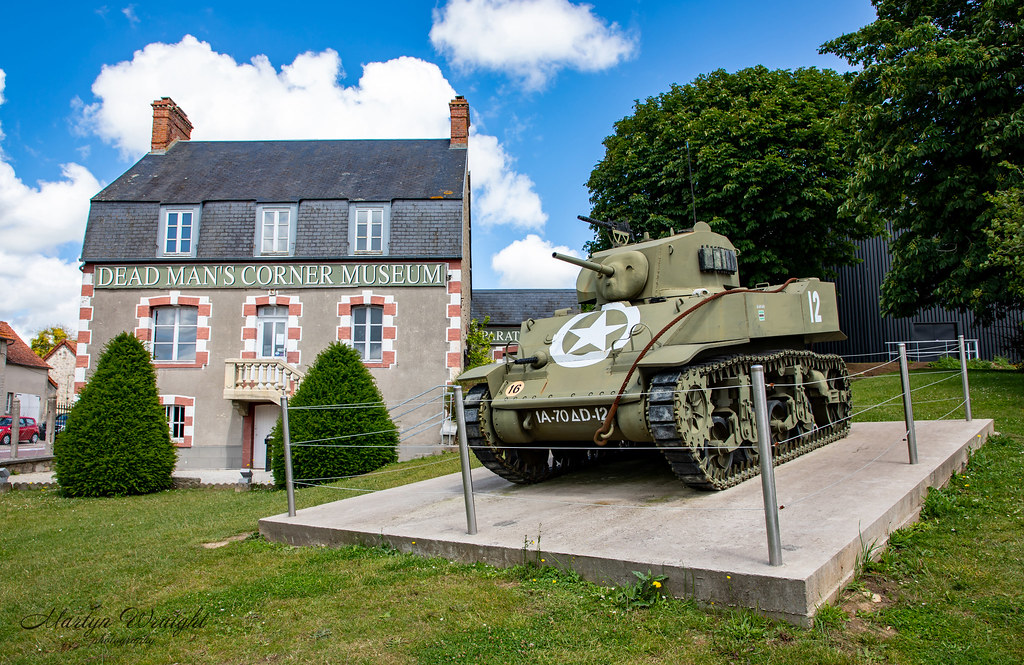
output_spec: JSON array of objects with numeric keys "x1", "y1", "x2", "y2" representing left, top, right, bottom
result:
[
  {"x1": 648, "y1": 351, "x2": 851, "y2": 491},
  {"x1": 463, "y1": 384, "x2": 601, "y2": 484}
]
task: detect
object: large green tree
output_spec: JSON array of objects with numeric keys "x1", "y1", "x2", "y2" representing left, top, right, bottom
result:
[
  {"x1": 30, "y1": 325, "x2": 71, "y2": 357},
  {"x1": 984, "y1": 166, "x2": 1024, "y2": 299},
  {"x1": 822, "y1": 0, "x2": 1024, "y2": 321},
  {"x1": 269, "y1": 343, "x2": 398, "y2": 487},
  {"x1": 54, "y1": 332, "x2": 176, "y2": 497},
  {"x1": 586, "y1": 66, "x2": 877, "y2": 285}
]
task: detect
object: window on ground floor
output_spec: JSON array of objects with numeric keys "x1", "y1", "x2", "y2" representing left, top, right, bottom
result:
[{"x1": 165, "y1": 404, "x2": 186, "y2": 441}]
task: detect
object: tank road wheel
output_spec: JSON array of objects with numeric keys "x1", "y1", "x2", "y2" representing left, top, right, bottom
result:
[
  {"x1": 649, "y1": 352, "x2": 852, "y2": 491},
  {"x1": 825, "y1": 366, "x2": 852, "y2": 437},
  {"x1": 462, "y1": 384, "x2": 579, "y2": 484},
  {"x1": 678, "y1": 371, "x2": 713, "y2": 443},
  {"x1": 649, "y1": 363, "x2": 759, "y2": 491}
]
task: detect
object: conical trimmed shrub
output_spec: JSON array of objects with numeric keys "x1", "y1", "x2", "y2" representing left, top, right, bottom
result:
[
  {"x1": 54, "y1": 332, "x2": 176, "y2": 496},
  {"x1": 270, "y1": 342, "x2": 398, "y2": 487}
]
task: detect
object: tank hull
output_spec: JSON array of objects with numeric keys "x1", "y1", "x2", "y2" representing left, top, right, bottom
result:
[{"x1": 459, "y1": 224, "x2": 853, "y2": 490}]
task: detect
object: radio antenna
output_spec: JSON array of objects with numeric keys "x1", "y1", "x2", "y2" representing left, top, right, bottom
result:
[{"x1": 686, "y1": 140, "x2": 698, "y2": 226}]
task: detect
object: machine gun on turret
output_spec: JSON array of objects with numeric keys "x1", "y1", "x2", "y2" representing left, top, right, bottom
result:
[{"x1": 578, "y1": 214, "x2": 633, "y2": 247}]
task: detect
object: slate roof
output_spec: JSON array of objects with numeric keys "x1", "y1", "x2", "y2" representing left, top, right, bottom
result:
[
  {"x1": 471, "y1": 290, "x2": 580, "y2": 326},
  {"x1": 93, "y1": 139, "x2": 466, "y2": 203},
  {"x1": 0, "y1": 321, "x2": 51, "y2": 370}
]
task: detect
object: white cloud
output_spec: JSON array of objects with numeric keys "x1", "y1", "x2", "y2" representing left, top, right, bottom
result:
[
  {"x1": 77, "y1": 35, "x2": 545, "y2": 228},
  {"x1": 491, "y1": 234, "x2": 581, "y2": 287},
  {"x1": 122, "y1": 5, "x2": 139, "y2": 26},
  {"x1": 0, "y1": 251, "x2": 83, "y2": 339},
  {"x1": 430, "y1": 0, "x2": 637, "y2": 89},
  {"x1": 0, "y1": 161, "x2": 102, "y2": 253},
  {"x1": 0, "y1": 69, "x2": 98, "y2": 336},
  {"x1": 0, "y1": 70, "x2": 101, "y2": 254},
  {"x1": 471, "y1": 134, "x2": 546, "y2": 228}
]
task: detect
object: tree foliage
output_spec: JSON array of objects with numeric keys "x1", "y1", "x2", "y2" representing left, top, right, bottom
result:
[
  {"x1": 983, "y1": 165, "x2": 1024, "y2": 300},
  {"x1": 269, "y1": 342, "x2": 398, "y2": 487},
  {"x1": 30, "y1": 325, "x2": 71, "y2": 357},
  {"x1": 822, "y1": 0, "x2": 1024, "y2": 321},
  {"x1": 586, "y1": 65, "x2": 877, "y2": 285},
  {"x1": 465, "y1": 316, "x2": 494, "y2": 371},
  {"x1": 53, "y1": 332, "x2": 176, "y2": 497}
]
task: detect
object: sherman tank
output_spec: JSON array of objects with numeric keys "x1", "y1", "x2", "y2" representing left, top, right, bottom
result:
[{"x1": 458, "y1": 219, "x2": 851, "y2": 490}]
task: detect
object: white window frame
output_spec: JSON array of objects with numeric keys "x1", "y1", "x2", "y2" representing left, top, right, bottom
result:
[
  {"x1": 257, "y1": 305, "x2": 289, "y2": 358},
  {"x1": 152, "y1": 306, "x2": 198, "y2": 362},
  {"x1": 256, "y1": 204, "x2": 297, "y2": 256},
  {"x1": 165, "y1": 404, "x2": 186, "y2": 441},
  {"x1": 349, "y1": 203, "x2": 390, "y2": 255},
  {"x1": 351, "y1": 305, "x2": 383, "y2": 361},
  {"x1": 160, "y1": 206, "x2": 200, "y2": 257}
]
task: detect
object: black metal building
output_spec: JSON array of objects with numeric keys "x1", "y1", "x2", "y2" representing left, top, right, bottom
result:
[{"x1": 823, "y1": 235, "x2": 1023, "y2": 362}]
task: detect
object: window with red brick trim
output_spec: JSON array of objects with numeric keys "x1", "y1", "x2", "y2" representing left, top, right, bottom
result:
[
  {"x1": 166, "y1": 404, "x2": 186, "y2": 440},
  {"x1": 152, "y1": 306, "x2": 197, "y2": 362},
  {"x1": 352, "y1": 305, "x2": 383, "y2": 361}
]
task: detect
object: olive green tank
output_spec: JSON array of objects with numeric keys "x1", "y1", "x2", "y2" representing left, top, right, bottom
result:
[{"x1": 458, "y1": 221, "x2": 851, "y2": 490}]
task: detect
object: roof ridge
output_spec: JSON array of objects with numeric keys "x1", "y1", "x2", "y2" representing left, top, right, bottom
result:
[{"x1": 0, "y1": 321, "x2": 51, "y2": 370}]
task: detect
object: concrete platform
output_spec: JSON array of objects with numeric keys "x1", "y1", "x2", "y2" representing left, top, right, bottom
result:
[{"x1": 260, "y1": 419, "x2": 993, "y2": 626}]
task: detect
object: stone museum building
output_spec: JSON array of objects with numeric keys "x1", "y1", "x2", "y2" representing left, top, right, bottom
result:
[{"x1": 77, "y1": 96, "x2": 472, "y2": 469}]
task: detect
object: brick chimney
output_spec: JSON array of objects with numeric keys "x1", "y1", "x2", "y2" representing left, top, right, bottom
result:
[
  {"x1": 449, "y1": 96, "x2": 469, "y2": 149},
  {"x1": 150, "y1": 97, "x2": 193, "y2": 152}
]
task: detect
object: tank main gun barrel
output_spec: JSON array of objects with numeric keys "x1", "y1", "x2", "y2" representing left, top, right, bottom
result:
[{"x1": 552, "y1": 252, "x2": 615, "y2": 276}]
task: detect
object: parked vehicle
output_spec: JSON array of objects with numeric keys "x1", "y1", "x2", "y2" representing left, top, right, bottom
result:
[
  {"x1": 55, "y1": 413, "x2": 69, "y2": 434},
  {"x1": 0, "y1": 416, "x2": 40, "y2": 445},
  {"x1": 458, "y1": 219, "x2": 850, "y2": 490}
]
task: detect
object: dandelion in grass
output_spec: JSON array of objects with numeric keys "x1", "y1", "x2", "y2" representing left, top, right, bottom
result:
[{"x1": 653, "y1": 581, "x2": 662, "y2": 588}]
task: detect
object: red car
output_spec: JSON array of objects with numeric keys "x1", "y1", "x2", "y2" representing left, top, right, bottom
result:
[{"x1": 1, "y1": 416, "x2": 40, "y2": 445}]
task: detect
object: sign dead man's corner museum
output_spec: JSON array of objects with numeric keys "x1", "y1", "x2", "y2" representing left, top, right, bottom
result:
[{"x1": 93, "y1": 263, "x2": 448, "y2": 289}]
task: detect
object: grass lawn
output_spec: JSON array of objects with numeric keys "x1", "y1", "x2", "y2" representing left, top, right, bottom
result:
[{"x1": 1, "y1": 368, "x2": 1022, "y2": 664}]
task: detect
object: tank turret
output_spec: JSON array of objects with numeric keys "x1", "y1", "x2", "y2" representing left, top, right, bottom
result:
[
  {"x1": 458, "y1": 218, "x2": 851, "y2": 491},
  {"x1": 553, "y1": 221, "x2": 742, "y2": 306}
]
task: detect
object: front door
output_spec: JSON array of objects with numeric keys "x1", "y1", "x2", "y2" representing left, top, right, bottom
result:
[{"x1": 253, "y1": 404, "x2": 278, "y2": 471}]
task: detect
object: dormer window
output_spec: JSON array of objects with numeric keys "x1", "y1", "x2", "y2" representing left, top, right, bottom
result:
[
  {"x1": 160, "y1": 206, "x2": 200, "y2": 257},
  {"x1": 349, "y1": 203, "x2": 390, "y2": 255},
  {"x1": 257, "y1": 204, "x2": 297, "y2": 256}
]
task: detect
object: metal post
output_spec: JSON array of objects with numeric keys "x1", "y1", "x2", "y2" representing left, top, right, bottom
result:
[
  {"x1": 898, "y1": 343, "x2": 919, "y2": 464},
  {"x1": 281, "y1": 395, "x2": 296, "y2": 517},
  {"x1": 452, "y1": 385, "x2": 478, "y2": 535},
  {"x1": 751, "y1": 365, "x2": 782, "y2": 566},
  {"x1": 45, "y1": 396, "x2": 57, "y2": 454},
  {"x1": 10, "y1": 397, "x2": 20, "y2": 459},
  {"x1": 958, "y1": 335, "x2": 973, "y2": 422}
]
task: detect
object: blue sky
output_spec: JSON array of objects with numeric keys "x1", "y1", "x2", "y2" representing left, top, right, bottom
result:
[{"x1": 0, "y1": 1, "x2": 878, "y2": 340}]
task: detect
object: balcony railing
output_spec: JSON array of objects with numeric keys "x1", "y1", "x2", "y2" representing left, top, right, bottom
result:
[{"x1": 223, "y1": 358, "x2": 304, "y2": 404}]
